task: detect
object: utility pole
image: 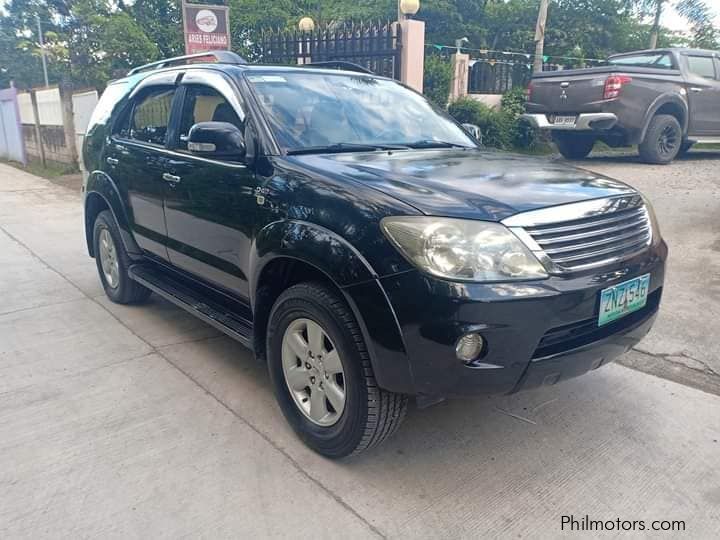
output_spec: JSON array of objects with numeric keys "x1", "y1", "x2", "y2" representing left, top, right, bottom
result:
[
  {"x1": 533, "y1": 0, "x2": 550, "y2": 73},
  {"x1": 649, "y1": 0, "x2": 664, "y2": 49},
  {"x1": 36, "y1": 14, "x2": 50, "y2": 87}
]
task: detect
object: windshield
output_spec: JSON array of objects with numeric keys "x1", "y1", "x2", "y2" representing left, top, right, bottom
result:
[
  {"x1": 608, "y1": 53, "x2": 675, "y2": 69},
  {"x1": 246, "y1": 71, "x2": 476, "y2": 153}
]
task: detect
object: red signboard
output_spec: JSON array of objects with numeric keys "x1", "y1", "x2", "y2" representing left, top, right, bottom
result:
[{"x1": 182, "y1": 2, "x2": 231, "y2": 55}]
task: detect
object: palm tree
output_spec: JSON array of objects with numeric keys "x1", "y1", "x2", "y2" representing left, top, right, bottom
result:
[{"x1": 642, "y1": 0, "x2": 718, "y2": 49}]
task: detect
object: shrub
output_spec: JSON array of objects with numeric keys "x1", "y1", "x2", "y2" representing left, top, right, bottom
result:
[
  {"x1": 423, "y1": 54, "x2": 453, "y2": 109},
  {"x1": 448, "y1": 89, "x2": 545, "y2": 151},
  {"x1": 448, "y1": 97, "x2": 513, "y2": 149}
]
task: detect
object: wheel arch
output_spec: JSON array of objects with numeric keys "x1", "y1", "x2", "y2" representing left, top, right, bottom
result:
[
  {"x1": 640, "y1": 95, "x2": 689, "y2": 142},
  {"x1": 250, "y1": 220, "x2": 416, "y2": 394},
  {"x1": 84, "y1": 171, "x2": 141, "y2": 258}
]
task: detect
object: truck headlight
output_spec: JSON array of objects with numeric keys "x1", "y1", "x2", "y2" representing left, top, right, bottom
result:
[
  {"x1": 381, "y1": 216, "x2": 548, "y2": 282},
  {"x1": 643, "y1": 197, "x2": 662, "y2": 246}
]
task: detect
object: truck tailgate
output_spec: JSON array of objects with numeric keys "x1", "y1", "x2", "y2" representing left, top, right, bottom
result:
[{"x1": 530, "y1": 73, "x2": 606, "y2": 112}]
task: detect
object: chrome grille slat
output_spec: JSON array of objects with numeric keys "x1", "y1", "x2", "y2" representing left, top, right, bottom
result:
[
  {"x1": 551, "y1": 235, "x2": 651, "y2": 264},
  {"x1": 525, "y1": 207, "x2": 646, "y2": 236},
  {"x1": 543, "y1": 225, "x2": 651, "y2": 255},
  {"x1": 503, "y1": 195, "x2": 653, "y2": 274},
  {"x1": 534, "y1": 217, "x2": 648, "y2": 246}
]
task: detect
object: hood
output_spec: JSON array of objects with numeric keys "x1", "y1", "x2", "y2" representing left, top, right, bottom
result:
[{"x1": 289, "y1": 149, "x2": 636, "y2": 221}]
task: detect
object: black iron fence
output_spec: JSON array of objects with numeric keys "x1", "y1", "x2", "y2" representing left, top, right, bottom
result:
[
  {"x1": 468, "y1": 55, "x2": 607, "y2": 94},
  {"x1": 255, "y1": 22, "x2": 402, "y2": 80}
]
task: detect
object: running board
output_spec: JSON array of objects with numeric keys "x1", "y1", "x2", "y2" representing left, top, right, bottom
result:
[
  {"x1": 128, "y1": 264, "x2": 253, "y2": 347},
  {"x1": 693, "y1": 137, "x2": 720, "y2": 144}
]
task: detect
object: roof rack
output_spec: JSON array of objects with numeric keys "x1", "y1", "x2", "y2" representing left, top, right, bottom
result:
[
  {"x1": 128, "y1": 51, "x2": 248, "y2": 76},
  {"x1": 303, "y1": 61, "x2": 374, "y2": 75}
]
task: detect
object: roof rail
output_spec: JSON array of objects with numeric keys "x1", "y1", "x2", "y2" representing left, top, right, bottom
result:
[
  {"x1": 128, "y1": 51, "x2": 248, "y2": 76},
  {"x1": 303, "y1": 61, "x2": 374, "y2": 75}
]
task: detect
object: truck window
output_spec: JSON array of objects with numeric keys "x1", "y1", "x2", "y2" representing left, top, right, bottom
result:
[
  {"x1": 177, "y1": 85, "x2": 244, "y2": 150},
  {"x1": 686, "y1": 56, "x2": 716, "y2": 80},
  {"x1": 124, "y1": 87, "x2": 176, "y2": 146},
  {"x1": 608, "y1": 53, "x2": 674, "y2": 69},
  {"x1": 87, "y1": 82, "x2": 128, "y2": 132}
]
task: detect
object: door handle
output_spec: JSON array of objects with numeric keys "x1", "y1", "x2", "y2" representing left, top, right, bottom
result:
[
  {"x1": 106, "y1": 157, "x2": 119, "y2": 166},
  {"x1": 162, "y1": 172, "x2": 181, "y2": 184},
  {"x1": 690, "y1": 87, "x2": 703, "y2": 93}
]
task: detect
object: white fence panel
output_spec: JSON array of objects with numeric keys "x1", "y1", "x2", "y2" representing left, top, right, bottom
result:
[
  {"x1": 36, "y1": 87, "x2": 63, "y2": 125},
  {"x1": 17, "y1": 92, "x2": 34, "y2": 124},
  {"x1": 72, "y1": 90, "x2": 99, "y2": 135}
]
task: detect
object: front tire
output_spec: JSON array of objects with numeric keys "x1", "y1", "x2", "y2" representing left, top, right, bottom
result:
[
  {"x1": 93, "y1": 210, "x2": 151, "y2": 304},
  {"x1": 553, "y1": 133, "x2": 596, "y2": 160},
  {"x1": 267, "y1": 282, "x2": 408, "y2": 458},
  {"x1": 638, "y1": 114, "x2": 682, "y2": 164}
]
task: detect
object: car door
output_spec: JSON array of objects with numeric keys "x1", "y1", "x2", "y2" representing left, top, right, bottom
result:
[
  {"x1": 106, "y1": 82, "x2": 179, "y2": 261},
  {"x1": 684, "y1": 53, "x2": 720, "y2": 135},
  {"x1": 162, "y1": 71, "x2": 259, "y2": 299}
]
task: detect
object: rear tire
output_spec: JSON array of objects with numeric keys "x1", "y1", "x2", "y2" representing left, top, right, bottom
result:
[
  {"x1": 93, "y1": 210, "x2": 152, "y2": 305},
  {"x1": 266, "y1": 282, "x2": 408, "y2": 458},
  {"x1": 553, "y1": 133, "x2": 596, "y2": 159},
  {"x1": 638, "y1": 114, "x2": 682, "y2": 164}
]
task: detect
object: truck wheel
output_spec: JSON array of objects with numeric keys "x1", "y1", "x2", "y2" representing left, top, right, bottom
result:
[
  {"x1": 93, "y1": 210, "x2": 152, "y2": 304},
  {"x1": 266, "y1": 282, "x2": 408, "y2": 458},
  {"x1": 553, "y1": 133, "x2": 596, "y2": 159},
  {"x1": 639, "y1": 114, "x2": 682, "y2": 164}
]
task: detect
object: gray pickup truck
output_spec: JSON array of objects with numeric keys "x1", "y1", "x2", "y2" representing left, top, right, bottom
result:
[{"x1": 523, "y1": 48, "x2": 720, "y2": 163}]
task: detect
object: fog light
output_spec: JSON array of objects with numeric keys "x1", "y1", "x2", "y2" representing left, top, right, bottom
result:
[{"x1": 455, "y1": 333, "x2": 484, "y2": 362}]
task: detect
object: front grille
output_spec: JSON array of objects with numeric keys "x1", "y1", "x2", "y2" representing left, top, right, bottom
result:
[
  {"x1": 504, "y1": 195, "x2": 653, "y2": 274},
  {"x1": 532, "y1": 288, "x2": 661, "y2": 359}
]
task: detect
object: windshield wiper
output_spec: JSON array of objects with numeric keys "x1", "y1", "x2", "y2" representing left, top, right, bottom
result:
[
  {"x1": 287, "y1": 142, "x2": 409, "y2": 155},
  {"x1": 405, "y1": 139, "x2": 472, "y2": 149}
]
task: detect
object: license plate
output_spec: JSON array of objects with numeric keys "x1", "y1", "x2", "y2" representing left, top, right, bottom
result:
[
  {"x1": 553, "y1": 115, "x2": 577, "y2": 126},
  {"x1": 598, "y1": 274, "x2": 650, "y2": 326}
]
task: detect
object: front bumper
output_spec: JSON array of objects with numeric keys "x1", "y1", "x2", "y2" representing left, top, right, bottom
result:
[
  {"x1": 522, "y1": 113, "x2": 618, "y2": 131},
  {"x1": 373, "y1": 241, "x2": 667, "y2": 398}
]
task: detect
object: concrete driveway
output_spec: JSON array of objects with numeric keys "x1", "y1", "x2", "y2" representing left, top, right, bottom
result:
[{"x1": 1, "y1": 158, "x2": 719, "y2": 539}]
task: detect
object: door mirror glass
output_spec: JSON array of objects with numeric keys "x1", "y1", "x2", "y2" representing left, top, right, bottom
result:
[
  {"x1": 187, "y1": 121, "x2": 246, "y2": 160},
  {"x1": 462, "y1": 123, "x2": 483, "y2": 144}
]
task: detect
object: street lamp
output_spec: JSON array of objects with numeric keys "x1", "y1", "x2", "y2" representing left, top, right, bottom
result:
[
  {"x1": 298, "y1": 17, "x2": 315, "y2": 32},
  {"x1": 398, "y1": 0, "x2": 420, "y2": 20}
]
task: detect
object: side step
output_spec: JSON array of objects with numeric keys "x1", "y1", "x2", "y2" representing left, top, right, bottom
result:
[{"x1": 129, "y1": 264, "x2": 253, "y2": 347}]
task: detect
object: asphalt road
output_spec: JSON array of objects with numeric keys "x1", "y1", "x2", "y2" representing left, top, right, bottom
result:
[{"x1": 1, "y1": 155, "x2": 719, "y2": 539}]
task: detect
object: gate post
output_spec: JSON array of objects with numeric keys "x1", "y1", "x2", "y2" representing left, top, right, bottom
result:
[
  {"x1": 398, "y1": 19, "x2": 425, "y2": 92},
  {"x1": 449, "y1": 52, "x2": 470, "y2": 101}
]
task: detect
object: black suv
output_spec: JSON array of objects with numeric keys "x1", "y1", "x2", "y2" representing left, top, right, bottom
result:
[{"x1": 83, "y1": 52, "x2": 667, "y2": 458}]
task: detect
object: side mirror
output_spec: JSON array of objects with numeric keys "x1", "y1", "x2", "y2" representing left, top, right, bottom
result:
[
  {"x1": 462, "y1": 123, "x2": 483, "y2": 144},
  {"x1": 187, "y1": 121, "x2": 246, "y2": 160}
]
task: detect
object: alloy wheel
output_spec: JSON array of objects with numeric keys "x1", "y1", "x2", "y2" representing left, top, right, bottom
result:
[
  {"x1": 281, "y1": 318, "x2": 346, "y2": 426},
  {"x1": 98, "y1": 228, "x2": 120, "y2": 289}
]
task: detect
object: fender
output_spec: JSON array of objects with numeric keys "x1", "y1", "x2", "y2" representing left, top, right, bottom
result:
[
  {"x1": 84, "y1": 170, "x2": 142, "y2": 258},
  {"x1": 639, "y1": 93, "x2": 689, "y2": 142},
  {"x1": 250, "y1": 220, "x2": 416, "y2": 394}
]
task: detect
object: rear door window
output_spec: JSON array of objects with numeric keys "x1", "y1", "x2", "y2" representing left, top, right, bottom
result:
[
  {"x1": 123, "y1": 87, "x2": 176, "y2": 145},
  {"x1": 687, "y1": 56, "x2": 716, "y2": 80}
]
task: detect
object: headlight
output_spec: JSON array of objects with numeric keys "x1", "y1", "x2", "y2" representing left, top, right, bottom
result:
[
  {"x1": 643, "y1": 197, "x2": 662, "y2": 246},
  {"x1": 381, "y1": 216, "x2": 548, "y2": 282}
]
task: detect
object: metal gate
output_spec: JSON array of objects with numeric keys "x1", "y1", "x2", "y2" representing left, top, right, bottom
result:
[
  {"x1": 255, "y1": 22, "x2": 402, "y2": 80},
  {"x1": 0, "y1": 88, "x2": 26, "y2": 165}
]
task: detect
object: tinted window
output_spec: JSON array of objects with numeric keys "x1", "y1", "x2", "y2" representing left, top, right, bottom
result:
[
  {"x1": 178, "y1": 85, "x2": 244, "y2": 150},
  {"x1": 126, "y1": 87, "x2": 176, "y2": 145},
  {"x1": 609, "y1": 53, "x2": 674, "y2": 69},
  {"x1": 687, "y1": 56, "x2": 716, "y2": 79},
  {"x1": 246, "y1": 72, "x2": 474, "y2": 151}
]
